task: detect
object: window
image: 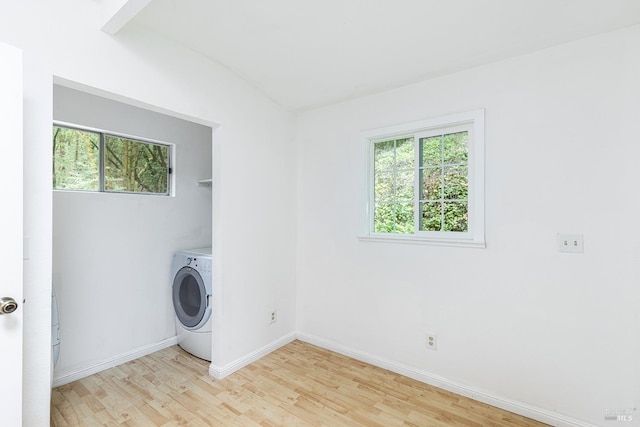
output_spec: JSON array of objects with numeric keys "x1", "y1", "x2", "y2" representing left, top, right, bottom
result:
[
  {"x1": 361, "y1": 110, "x2": 484, "y2": 247},
  {"x1": 52, "y1": 123, "x2": 171, "y2": 195}
]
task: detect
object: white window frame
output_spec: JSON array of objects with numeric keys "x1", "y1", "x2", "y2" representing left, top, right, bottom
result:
[
  {"x1": 53, "y1": 121, "x2": 174, "y2": 196},
  {"x1": 359, "y1": 109, "x2": 485, "y2": 248}
]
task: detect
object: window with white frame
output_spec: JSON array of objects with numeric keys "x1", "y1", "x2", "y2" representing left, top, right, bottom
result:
[
  {"x1": 52, "y1": 123, "x2": 172, "y2": 196},
  {"x1": 362, "y1": 110, "x2": 485, "y2": 247}
]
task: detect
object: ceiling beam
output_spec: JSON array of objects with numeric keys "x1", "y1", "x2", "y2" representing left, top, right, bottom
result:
[{"x1": 100, "y1": 0, "x2": 153, "y2": 35}]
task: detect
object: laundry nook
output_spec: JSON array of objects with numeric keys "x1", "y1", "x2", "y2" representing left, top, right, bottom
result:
[{"x1": 51, "y1": 84, "x2": 213, "y2": 386}]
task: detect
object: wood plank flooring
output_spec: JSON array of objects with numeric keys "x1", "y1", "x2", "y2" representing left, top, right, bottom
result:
[{"x1": 51, "y1": 340, "x2": 549, "y2": 426}]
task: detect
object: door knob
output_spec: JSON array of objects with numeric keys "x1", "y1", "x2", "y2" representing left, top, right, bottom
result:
[{"x1": 0, "y1": 297, "x2": 18, "y2": 315}]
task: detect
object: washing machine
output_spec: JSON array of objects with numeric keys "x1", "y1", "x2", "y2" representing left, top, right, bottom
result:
[{"x1": 171, "y1": 247, "x2": 212, "y2": 361}]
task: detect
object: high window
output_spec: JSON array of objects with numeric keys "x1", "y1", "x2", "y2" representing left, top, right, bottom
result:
[
  {"x1": 362, "y1": 110, "x2": 485, "y2": 247},
  {"x1": 53, "y1": 124, "x2": 171, "y2": 195}
]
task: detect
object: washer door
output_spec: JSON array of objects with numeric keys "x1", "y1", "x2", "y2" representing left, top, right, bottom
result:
[{"x1": 172, "y1": 266, "x2": 211, "y2": 329}]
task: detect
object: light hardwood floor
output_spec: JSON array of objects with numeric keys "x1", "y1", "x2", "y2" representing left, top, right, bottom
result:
[{"x1": 51, "y1": 340, "x2": 549, "y2": 426}]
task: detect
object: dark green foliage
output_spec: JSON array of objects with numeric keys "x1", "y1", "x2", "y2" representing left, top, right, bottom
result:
[
  {"x1": 52, "y1": 126, "x2": 100, "y2": 191},
  {"x1": 373, "y1": 138, "x2": 415, "y2": 233},
  {"x1": 374, "y1": 202, "x2": 414, "y2": 234},
  {"x1": 52, "y1": 126, "x2": 169, "y2": 195},
  {"x1": 373, "y1": 130, "x2": 469, "y2": 234},
  {"x1": 105, "y1": 136, "x2": 168, "y2": 194}
]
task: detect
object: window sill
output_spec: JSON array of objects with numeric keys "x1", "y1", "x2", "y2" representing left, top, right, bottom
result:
[{"x1": 358, "y1": 234, "x2": 485, "y2": 248}]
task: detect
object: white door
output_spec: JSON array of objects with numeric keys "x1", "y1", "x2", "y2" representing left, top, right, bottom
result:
[{"x1": 0, "y1": 41, "x2": 24, "y2": 426}]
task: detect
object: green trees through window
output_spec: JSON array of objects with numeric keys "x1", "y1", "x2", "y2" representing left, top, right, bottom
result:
[
  {"x1": 104, "y1": 135, "x2": 169, "y2": 193},
  {"x1": 373, "y1": 130, "x2": 469, "y2": 234},
  {"x1": 364, "y1": 110, "x2": 484, "y2": 246},
  {"x1": 373, "y1": 137, "x2": 415, "y2": 233},
  {"x1": 419, "y1": 131, "x2": 468, "y2": 232},
  {"x1": 53, "y1": 125, "x2": 170, "y2": 195},
  {"x1": 52, "y1": 126, "x2": 100, "y2": 191}
]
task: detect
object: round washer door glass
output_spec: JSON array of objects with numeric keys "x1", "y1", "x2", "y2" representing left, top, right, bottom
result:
[{"x1": 172, "y1": 266, "x2": 210, "y2": 329}]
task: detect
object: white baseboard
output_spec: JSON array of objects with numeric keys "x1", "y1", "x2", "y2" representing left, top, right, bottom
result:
[
  {"x1": 50, "y1": 331, "x2": 594, "y2": 427},
  {"x1": 296, "y1": 333, "x2": 594, "y2": 427},
  {"x1": 52, "y1": 336, "x2": 178, "y2": 388},
  {"x1": 209, "y1": 332, "x2": 296, "y2": 380}
]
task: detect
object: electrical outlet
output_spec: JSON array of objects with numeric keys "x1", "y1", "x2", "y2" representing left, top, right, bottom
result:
[
  {"x1": 557, "y1": 233, "x2": 584, "y2": 253},
  {"x1": 426, "y1": 332, "x2": 437, "y2": 351},
  {"x1": 270, "y1": 310, "x2": 277, "y2": 324}
]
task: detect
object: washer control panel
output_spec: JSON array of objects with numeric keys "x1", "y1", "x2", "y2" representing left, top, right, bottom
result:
[{"x1": 187, "y1": 256, "x2": 212, "y2": 273}]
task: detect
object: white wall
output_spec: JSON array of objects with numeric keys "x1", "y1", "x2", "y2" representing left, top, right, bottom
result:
[
  {"x1": 52, "y1": 85, "x2": 212, "y2": 381},
  {"x1": 295, "y1": 26, "x2": 640, "y2": 426},
  {"x1": 0, "y1": 1, "x2": 297, "y2": 425}
]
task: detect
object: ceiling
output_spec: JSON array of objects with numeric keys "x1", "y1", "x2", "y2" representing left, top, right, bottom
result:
[{"x1": 123, "y1": 0, "x2": 640, "y2": 111}]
